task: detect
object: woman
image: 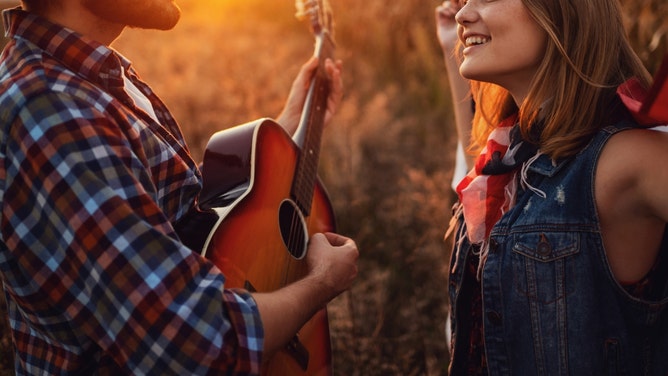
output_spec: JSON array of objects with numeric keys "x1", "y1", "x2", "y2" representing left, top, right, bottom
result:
[{"x1": 440, "y1": 0, "x2": 668, "y2": 374}]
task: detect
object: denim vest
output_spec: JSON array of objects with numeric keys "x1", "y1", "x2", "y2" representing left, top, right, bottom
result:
[{"x1": 448, "y1": 121, "x2": 668, "y2": 375}]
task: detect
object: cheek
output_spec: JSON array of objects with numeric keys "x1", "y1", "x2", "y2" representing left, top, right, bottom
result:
[
  {"x1": 509, "y1": 26, "x2": 548, "y2": 66},
  {"x1": 519, "y1": 17, "x2": 548, "y2": 60}
]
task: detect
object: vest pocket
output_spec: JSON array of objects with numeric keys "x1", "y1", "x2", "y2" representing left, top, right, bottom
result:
[{"x1": 512, "y1": 232, "x2": 579, "y2": 303}]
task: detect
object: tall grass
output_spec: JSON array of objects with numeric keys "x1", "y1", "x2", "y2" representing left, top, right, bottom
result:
[{"x1": 1, "y1": 0, "x2": 666, "y2": 374}]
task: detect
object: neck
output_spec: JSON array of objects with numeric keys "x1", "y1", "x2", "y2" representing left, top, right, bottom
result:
[{"x1": 34, "y1": 3, "x2": 125, "y2": 46}]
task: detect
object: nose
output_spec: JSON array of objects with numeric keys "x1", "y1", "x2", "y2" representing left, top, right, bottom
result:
[{"x1": 455, "y1": 1, "x2": 478, "y2": 25}]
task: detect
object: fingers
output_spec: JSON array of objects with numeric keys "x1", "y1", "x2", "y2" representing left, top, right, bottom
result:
[
  {"x1": 323, "y1": 231, "x2": 354, "y2": 248},
  {"x1": 436, "y1": 0, "x2": 462, "y2": 53},
  {"x1": 307, "y1": 232, "x2": 359, "y2": 297},
  {"x1": 310, "y1": 232, "x2": 356, "y2": 252},
  {"x1": 276, "y1": 54, "x2": 344, "y2": 135},
  {"x1": 295, "y1": 55, "x2": 319, "y2": 90},
  {"x1": 436, "y1": 1, "x2": 459, "y2": 21},
  {"x1": 297, "y1": 56, "x2": 341, "y2": 88},
  {"x1": 323, "y1": 58, "x2": 343, "y2": 125},
  {"x1": 324, "y1": 58, "x2": 343, "y2": 86},
  {"x1": 276, "y1": 56, "x2": 321, "y2": 134}
]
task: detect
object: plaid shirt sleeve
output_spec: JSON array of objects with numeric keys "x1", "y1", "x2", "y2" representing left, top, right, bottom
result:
[{"x1": 0, "y1": 9, "x2": 264, "y2": 375}]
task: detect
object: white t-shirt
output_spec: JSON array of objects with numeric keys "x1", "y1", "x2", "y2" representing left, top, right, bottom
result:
[
  {"x1": 451, "y1": 142, "x2": 468, "y2": 192},
  {"x1": 122, "y1": 68, "x2": 159, "y2": 124}
]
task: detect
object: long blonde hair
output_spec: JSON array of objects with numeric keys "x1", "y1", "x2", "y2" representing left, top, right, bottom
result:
[{"x1": 468, "y1": 0, "x2": 652, "y2": 159}]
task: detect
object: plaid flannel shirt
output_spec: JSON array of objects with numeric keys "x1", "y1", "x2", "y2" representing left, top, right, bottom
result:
[{"x1": 0, "y1": 8, "x2": 263, "y2": 375}]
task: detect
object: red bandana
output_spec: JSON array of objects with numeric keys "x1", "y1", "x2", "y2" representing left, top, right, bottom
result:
[{"x1": 455, "y1": 113, "x2": 521, "y2": 244}]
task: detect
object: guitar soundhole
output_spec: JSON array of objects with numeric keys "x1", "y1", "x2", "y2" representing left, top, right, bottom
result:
[{"x1": 278, "y1": 200, "x2": 308, "y2": 260}]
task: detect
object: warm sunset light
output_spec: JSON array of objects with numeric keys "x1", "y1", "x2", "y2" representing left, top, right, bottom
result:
[
  {"x1": 1, "y1": 0, "x2": 666, "y2": 374},
  {"x1": 177, "y1": 0, "x2": 298, "y2": 26}
]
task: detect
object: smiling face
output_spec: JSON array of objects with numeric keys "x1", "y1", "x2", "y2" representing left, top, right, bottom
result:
[{"x1": 455, "y1": 0, "x2": 548, "y2": 104}]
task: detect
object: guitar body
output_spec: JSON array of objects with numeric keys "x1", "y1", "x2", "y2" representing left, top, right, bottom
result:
[
  {"x1": 176, "y1": 2, "x2": 340, "y2": 373},
  {"x1": 198, "y1": 118, "x2": 335, "y2": 375}
]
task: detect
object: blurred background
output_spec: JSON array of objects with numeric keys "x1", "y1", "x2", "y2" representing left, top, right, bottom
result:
[{"x1": 1, "y1": 0, "x2": 666, "y2": 374}]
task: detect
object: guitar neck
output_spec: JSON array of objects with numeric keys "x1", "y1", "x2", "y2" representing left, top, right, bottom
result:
[{"x1": 291, "y1": 32, "x2": 335, "y2": 216}]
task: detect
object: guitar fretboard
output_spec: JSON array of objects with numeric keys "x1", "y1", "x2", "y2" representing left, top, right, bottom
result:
[{"x1": 291, "y1": 31, "x2": 335, "y2": 215}]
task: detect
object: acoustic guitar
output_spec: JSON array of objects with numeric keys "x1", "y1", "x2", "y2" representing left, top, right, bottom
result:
[{"x1": 175, "y1": 0, "x2": 338, "y2": 374}]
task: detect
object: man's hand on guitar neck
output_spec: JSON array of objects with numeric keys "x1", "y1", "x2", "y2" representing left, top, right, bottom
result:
[
  {"x1": 251, "y1": 232, "x2": 358, "y2": 357},
  {"x1": 276, "y1": 56, "x2": 344, "y2": 136}
]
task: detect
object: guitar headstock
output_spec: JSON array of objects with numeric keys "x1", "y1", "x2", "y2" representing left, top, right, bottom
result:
[{"x1": 295, "y1": 0, "x2": 334, "y2": 38}]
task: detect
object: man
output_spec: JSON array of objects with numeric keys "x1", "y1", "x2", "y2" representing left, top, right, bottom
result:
[{"x1": 0, "y1": 0, "x2": 359, "y2": 374}]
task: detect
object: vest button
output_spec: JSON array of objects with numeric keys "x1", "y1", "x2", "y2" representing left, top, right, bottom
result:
[
  {"x1": 537, "y1": 234, "x2": 552, "y2": 256},
  {"x1": 487, "y1": 310, "x2": 502, "y2": 325}
]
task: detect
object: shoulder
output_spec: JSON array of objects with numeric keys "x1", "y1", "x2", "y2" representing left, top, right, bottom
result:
[
  {"x1": 597, "y1": 126, "x2": 668, "y2": 217},
  {"x1": 3, "y1": 40, "x2": 112, "y2": 105},
  {"x1": 602, "y1": 126, "x2": 668, "y2": 165},
  {"x1": 599, "y1": 127, "x2": 668, "y2": 178},
  {"x1": 1, "y1": 61, "x2": 115, "y2": 135}
]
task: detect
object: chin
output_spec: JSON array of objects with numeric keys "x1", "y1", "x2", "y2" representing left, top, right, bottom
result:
[
  {"x1": 139, "y1": 4, "x2": 181, "y2": 30},
  {"x1": 149, "y1": 15, "x2": 180, "y2": 30},
  {"x1": 129, "y1": 13, "x2": 180, "y2": 30},
  {"x1": 459, "y1": 64, "x2": 496, "y2": 84},
  {"x1": 458, "y1": 67, "x2": 481, "y2": 81},
  {"x1": 87, "y1": 1, "x2": 182, "y2": 31}
]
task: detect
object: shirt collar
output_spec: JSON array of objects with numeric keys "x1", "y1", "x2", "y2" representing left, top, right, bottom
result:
[{"x1": 2, "y1": 7, "x2": 129, "y2": 90}]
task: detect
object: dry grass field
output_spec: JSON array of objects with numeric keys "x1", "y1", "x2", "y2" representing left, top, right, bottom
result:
[{"x1": 1, "y1": 0, "x2": 666, "y2": 374}]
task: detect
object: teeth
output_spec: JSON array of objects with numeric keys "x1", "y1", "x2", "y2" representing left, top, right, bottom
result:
[{"x1": 465, "y1": 36, "x2": 490, "y2": 46}]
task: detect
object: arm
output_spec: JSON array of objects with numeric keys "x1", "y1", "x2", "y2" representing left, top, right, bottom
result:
[
  {"x1": 436, "y1": 1, "x2": 475, "y2": 172},
  {"x1": 625, "y1": 129, "x2": 668, "y2": 224},
  {"x1": 596, "y1": 128, "x2": 668, "y2": 283}
]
